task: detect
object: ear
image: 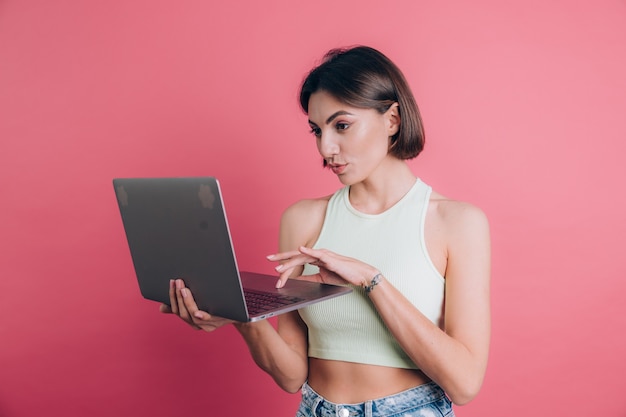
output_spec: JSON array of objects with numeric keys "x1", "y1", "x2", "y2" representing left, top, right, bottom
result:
[{"x1": 384, "y1": 102, "x2": 401, "y2": 137}]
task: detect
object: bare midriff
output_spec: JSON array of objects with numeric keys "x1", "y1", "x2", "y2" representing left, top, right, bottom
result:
[{"x1": 307, "y1": 357, "x2": 431, "y2": 404}]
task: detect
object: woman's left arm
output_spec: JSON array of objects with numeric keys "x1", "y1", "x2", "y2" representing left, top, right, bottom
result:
[
  {"x1": 269, "y1": 201, "x2": 491, "y2": 405},
  {"x1": 370, "y1": 202, "x2": 491, "y2": 405}
]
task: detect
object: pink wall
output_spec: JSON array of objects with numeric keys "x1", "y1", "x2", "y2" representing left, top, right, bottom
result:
[{"x1": 1, "y1": 1, "x2": 625, "y2": 416}]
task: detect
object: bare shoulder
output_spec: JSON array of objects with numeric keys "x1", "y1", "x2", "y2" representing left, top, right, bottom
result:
[
  {"x1": 426, "y1": 190, "x2": 490, "y2": 272},
  {"x1": 281, "y1": 195, "x2": 332, "y2": 227},
  {"x1": 429, "y1": 190, "x2": 489, "y2": 235},
  {"x1": 279, "y1": 195, "x2": 332, "y2": 250}
]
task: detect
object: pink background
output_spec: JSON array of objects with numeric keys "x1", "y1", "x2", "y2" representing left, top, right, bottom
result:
[{"x1": 1, "y1": 1, "x2": 625, "y2": 416}]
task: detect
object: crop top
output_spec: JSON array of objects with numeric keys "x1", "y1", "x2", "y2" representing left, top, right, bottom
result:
[{"x1": 299, "y1": 178, "x2": 445, "y2": 369}]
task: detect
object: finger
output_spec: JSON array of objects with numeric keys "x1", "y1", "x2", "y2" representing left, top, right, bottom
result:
[
  {"x1": 175, "y1": 279, "x2": 193, "y2": 320},
  {"x1": 159, "y1": 303, "x2": 172, "y2": 314},
  {"x1": 299, "y1": 246, "x2": 326, "y2": 262},
  {"x1": 295, "y1": 272, "x2": 325, "y2": 283},
  {"x1": 180, "y1": 284, "x2": 212, "y2": 329},
  {"x1": 180, "y1": 286, "x2": 204, "y2": 321},
  {"x1": 168, "y1": 279, "x2": 181, "y2": 315},
  {"x1": 275, "y1": 256, "x2": 323, "y2": 288},
  {"x1": 275, "y1": 257, "x2": 314, "y2": 287},
  {"x1": 274, "y1": 249, "x2": 329, "y2": 288},
  {"x1": 178, "y1": 288, "x2": 203, "y2": 329},
  {"x1": 266, "y1": 250, "x2": 302, "y2": 262},
  {"x1": 276, "y1": 253, "x2": 318, "y2": 272},
  {"x1": 191, "y1": 309, "x2": 212, "y2": 321},
  {"x1": 275, "y1": 269, "x2": 293, "y2": 288}
]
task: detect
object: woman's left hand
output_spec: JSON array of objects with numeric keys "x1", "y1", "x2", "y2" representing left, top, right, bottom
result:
[{"x1": 268, "y1": 246, "x2": 379, "y2": 289}]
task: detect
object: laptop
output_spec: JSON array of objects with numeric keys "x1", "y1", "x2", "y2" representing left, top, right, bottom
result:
[{"x1": 113, "y1": 177, "x2": 352, "y2": 322}]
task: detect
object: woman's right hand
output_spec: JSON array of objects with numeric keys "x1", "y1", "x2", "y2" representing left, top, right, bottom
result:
[{"x1": 159, "y1": 278, "x2": 235, "y2": 332}]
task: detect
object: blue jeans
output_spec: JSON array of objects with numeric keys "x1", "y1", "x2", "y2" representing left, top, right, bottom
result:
[{"x1": 296, "y1": 381, "x2": 455, "y2": 417}]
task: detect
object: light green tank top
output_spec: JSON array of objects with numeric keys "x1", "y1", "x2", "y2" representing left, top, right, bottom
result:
[{"x1": 299, "y1": 178, "x2": 445, "y2": 369}]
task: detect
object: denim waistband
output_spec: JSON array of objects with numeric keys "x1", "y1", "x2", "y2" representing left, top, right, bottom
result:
[{"x1": 300, "y1": 380, "x2": 449, "y2": 417}]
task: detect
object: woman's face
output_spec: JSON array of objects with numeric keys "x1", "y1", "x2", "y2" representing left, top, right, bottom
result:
[{"x1": 307, "y1": 91, "x2": 399, "y2": 185}]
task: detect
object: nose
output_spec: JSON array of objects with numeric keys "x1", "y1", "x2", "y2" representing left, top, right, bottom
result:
[{"x1": 318, "y1": 132, "x2": 339, "y2": 159}]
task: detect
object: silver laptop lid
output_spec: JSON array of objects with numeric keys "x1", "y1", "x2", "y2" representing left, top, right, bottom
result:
[{"x1": 114, "y1": 177, "x2": 250, "y2": 321}]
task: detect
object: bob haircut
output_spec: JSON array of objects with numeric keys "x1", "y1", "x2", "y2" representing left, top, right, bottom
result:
[{"x1": 299, "y1": 46, "x2": 425, "y2": 160}]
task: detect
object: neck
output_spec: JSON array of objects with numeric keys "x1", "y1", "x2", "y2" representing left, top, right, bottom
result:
[{"x1": 348, "y1": 159, "x2": 417, "y2": 215}]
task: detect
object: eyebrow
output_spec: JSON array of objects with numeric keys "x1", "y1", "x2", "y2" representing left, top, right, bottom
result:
[{"x1": 309, "y1": 110, "x2": 354, "y2": 127}]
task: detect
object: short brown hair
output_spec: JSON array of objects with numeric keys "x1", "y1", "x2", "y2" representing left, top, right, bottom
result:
[{"x1": 299, "y1": 46, "x2": 425, "y2": 159}]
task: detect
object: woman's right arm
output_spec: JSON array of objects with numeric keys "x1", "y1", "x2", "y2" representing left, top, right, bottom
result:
[
  {"x1": 234, "y1": 311, "x2": 308, "y2": 393},
  {"x1": 234, "y1": 198, "x2": 328, "y2": 392},
  {"x1": 163, "y1": 198, "x2": 327, "y2": 393}
]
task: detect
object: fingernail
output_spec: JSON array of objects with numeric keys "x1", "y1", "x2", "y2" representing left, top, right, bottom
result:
[
  {"x1": 275, "y1": 264, "x2": 284, "y2": 272},
  {"x1": 194, "y1": 311, "x2": 203, "y2": 319},
  {"x1": 266, "y1": 254, "x2": 275, "y2": 260},
  {"x1": 181, "y1": 288, "x2": 188, "y2": 298}
]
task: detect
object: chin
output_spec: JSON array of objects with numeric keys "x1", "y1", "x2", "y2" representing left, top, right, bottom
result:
[{"x1": 335, "y1": 174, "x2": 361, "y2": 186}]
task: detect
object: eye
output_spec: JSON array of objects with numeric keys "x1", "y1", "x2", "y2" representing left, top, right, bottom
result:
[
  {"x1": 335, "y1": 122, "x2": 350, "y2": 131},
  {"x1": 309, "y1": 126, "x2": 322, "y2": 138}
]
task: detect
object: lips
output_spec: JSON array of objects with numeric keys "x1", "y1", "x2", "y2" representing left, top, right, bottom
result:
[{"x1": 329, "y1": 164, "x2": 347, "y2": 175}]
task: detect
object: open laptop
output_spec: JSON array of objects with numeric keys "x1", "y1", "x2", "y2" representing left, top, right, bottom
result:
[{"x1": 113, "y1": 177, "x2": 352, "y2": 322}]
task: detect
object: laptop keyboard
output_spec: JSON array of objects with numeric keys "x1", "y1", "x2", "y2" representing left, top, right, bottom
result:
[{"x1": 244, "y1": 289, "x2": 304, "y2": 315}]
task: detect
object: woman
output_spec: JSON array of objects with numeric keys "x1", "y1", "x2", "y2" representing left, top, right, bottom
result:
[{"x1": 162, "y1": 46, "x2": 491, "y2": 417}]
